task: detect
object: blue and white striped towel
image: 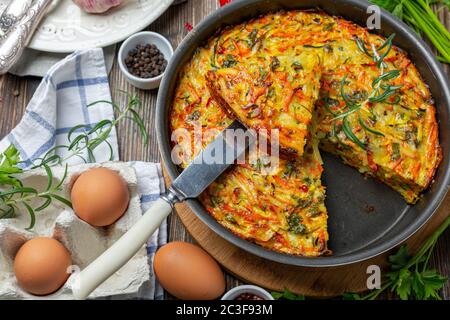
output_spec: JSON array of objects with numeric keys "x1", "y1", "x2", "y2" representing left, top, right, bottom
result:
[{"x1": 0, "y1": 48, "x2": 166, "y2": 300}]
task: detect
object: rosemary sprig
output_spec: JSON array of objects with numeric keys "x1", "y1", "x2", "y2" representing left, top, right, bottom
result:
[
  {"x1": 0, "y1": 145, "x2": 23, "y2": 188},
  {"x1": 344, "y1": 216, "x2": 450, "y2": 300},
  {"x1": 0, "y1": 164, "x2": 71, "y2": 230},
  {"x1": 328, "y1": 35, "x2": 403, "y2": 149},
  {"x1": 0, "y1": 93, "x2": 149, "y2": 229},
  {"x1": 33, "y1": 93, "x2": 148, "y2": 167},
  {"x1": 369, "y1": 0, "x2": 450, "y2": 64}
]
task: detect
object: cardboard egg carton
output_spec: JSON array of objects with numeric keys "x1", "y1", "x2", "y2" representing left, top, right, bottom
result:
[{"x1": 0, "y1": 162, "x2": 150, "y2": 299}]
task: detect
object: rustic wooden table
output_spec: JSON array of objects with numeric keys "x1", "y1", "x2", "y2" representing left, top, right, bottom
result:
[{"x1": 0, "y1": 0, "x2": 448, "y2": 299}]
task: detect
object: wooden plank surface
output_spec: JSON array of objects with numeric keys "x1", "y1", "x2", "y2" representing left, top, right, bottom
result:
[
  {"x1": 166, "y1": 168, "x2": 450, "y2": 297},
  {"x1": 0, "y1": 0, "x2": 448, "y2": 299}
]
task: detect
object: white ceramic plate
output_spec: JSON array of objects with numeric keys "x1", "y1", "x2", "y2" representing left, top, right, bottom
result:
[{"x1": 0, "y1": 0, "x2": 174, "y2": 53}]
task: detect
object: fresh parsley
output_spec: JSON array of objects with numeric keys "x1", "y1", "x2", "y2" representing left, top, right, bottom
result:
[
  {"x1": 271, "y1": 217, "x2": 450, "y2": 301},
  {"x1": 344, "y1": 216, "x2": 450, "y2": 300}
]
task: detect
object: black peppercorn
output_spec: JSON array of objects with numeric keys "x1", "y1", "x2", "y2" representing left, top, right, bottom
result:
[{"x1": 125, "y1": 42, "x2": 168, "y2": 79}]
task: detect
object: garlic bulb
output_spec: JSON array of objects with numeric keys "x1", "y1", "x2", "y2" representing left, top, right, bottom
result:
[{"x1": 72, "y1": 0, "x2": 123, "y2": 14}]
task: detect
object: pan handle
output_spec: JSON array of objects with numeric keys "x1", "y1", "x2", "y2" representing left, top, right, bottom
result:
[{"x1": 71, "y1": 197, "x2": 173, "y2": 300}]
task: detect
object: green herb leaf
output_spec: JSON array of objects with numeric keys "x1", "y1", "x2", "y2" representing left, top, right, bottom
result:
[
  {"x1": 37, "y1": 154, "x2": 62, "y2": 167},
  {"x1": 331, "y1": 104, "x2": 362, "y2": 121},
  {"x1": 369, "y1": 0, "x2": 450, "y2": 64},
  {"x1": 369, "y1": 87, "x2": 400, "y2": 103},
  {"x1": 1, "y1": 94, "x2": 150, "y2": 230},
  {"x1": 392, "y1": 269, "x2": 414, "y2": 300},
  {"x1": 322, "y1": 95, "x2": 340, "y2": 116},
  {"x1": 88, "y1": 120, "x2": 112, "y2": 135},
  {"x1": 54, "y1": 164, "x2": 69, "y2": 190},
  {"x1": 23, "y1": 203, "x2": 36, "y2": 230},
  {"x1": 247, "y1": 28, "x2": 258, "y2": 47},
  {"x1": 0, "y1": 187, "x2": 38, "y2": 198},
  {"x1": 222, "y1": 54, "x2": 238, "y2": 68},
  {"x1": 372, "y1": 70, "x2": 401, "y2": 87},
  {"x1": 104, "y1": 140, "x2": 115, "y2": 161},
  {"x1": 0, "y1": 145, "x2": 23, "y2": 187},
  {"x1": 303, "y1": 41, "x2": 335, "y2": 49},
  {"x1": 388, "y1": 245, "x2": 410, "y2": 270},
  {"x1": 331, "y1": 35, "x2": 402, "y2": 142},
  {"x1": 291, "y1": 61, "x2": 304, "y2": 71},
  {"x1": 50, "y1": 194, "x2": 73, "y2": 208},
  {"x1": 342, "y1": 293, "x2": 362, "y2": 300},
  {"x1": 270, "y1": 56, "x2": 280, "y2": 71},
  {"x1": 339, "y1": 75, "x2": 358, "y2": 108},
  {"x1": 1, "y1": 145, "x2": 21, "y2": 167},
  {"x1": 358, "y1": 116, "x2": 385, "y2": 136},
  {"x1": 377, "y1": 34, "x2": 395, "y2": 56},
  {"x1": 88, "y1": 99, "x2": 122, "y2": 114},
  {"x1": 288, "y1": 213, "x2": 307, "y2": 234},
  {"x1": 414, "y1": 269, "x2": 447, "y2": 300},
  {"x1": 1, "y1": 164, "x2": 71, "y2": 229},
  {"x1": 356, "y1": 37, "x2": 372, "y2": 57},
  {"x1": 349, "y1": 216, "x2": 450, "y2": 300},
  {"x1": 87, "y1": 148, "x2": 96, "y2": 163},
  {"x1": 129, "y1": 109, "x2": 149, "y2": 145},
  {"x1": 272, "y1": 289, "x2": 305, "y2": 300},
  {"x1": 68, "y1": 124, "x2": 88, "y2": 142},
  {"x1": 43, "y1": 164, "x2": 53, "y2": 191},
  {"x1": 0, "y1": 205, "x2": 15, "y2": 219},
  {"x1": 391, "y1": 142, "x2": 401, "y2": 161},
  {"x1": 35, "y1": 195, "x2": 52, "y2": 212},
  {"x1": 324, "y1": 22, "x2": 335, "y2": 31},
  {"x1": 69, "y1": 134, "x2": 88, "y2": 151}
]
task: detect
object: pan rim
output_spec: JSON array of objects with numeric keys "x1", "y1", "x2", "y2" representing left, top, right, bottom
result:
[{"x1": 156, "y1": 0, "x2": 450, "y2": 267}]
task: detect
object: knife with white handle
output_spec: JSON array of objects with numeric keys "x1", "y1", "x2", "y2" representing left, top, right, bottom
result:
[{"x1": 72, "y1": 121, "x2": 254, "y2": 299}]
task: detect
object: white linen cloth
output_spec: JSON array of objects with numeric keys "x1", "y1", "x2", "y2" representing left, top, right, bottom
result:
[
  {"x1": 0, "y1": 48, "x2": 166, "y2": 299},
  {"x1": 9, "y1": 46, "x2": 116, "y2": 77}
]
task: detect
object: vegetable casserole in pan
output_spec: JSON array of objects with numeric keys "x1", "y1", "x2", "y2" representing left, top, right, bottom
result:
[{"x1": 169, "y1": 10, "x2": 441, "y2": 256}]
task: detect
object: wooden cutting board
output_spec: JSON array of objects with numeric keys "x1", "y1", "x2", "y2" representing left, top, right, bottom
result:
[{"x1": 163, "y1": 169, "x2": 449, "y2": 297}]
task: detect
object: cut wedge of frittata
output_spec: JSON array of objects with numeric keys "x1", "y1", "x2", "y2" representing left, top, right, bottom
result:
[{"x1": 206, "y1": 49, "x2": 322, "y2": 156}]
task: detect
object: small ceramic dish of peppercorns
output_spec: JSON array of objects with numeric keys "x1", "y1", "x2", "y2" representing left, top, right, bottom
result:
[
  {"x1": 221, "y1": 285, "x2": 274, "y2": 300},
  {"x1": 118, "y1": 31, "x2": 173, "y2": 90}
]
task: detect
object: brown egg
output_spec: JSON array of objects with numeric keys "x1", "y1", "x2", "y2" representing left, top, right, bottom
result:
[
  {"x1": 154, "y1": 242, "x2": 225, "y2": 300},
  {"x1": 71, "y1": 168, "x2": 130, "y2": 227},
  {"x1": 14, "y1": 237, "x2": 72, "y2": 296}
]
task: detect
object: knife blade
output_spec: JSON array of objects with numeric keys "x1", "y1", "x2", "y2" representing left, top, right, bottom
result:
[
  {"x1": 72, "y1": 120, "x2": 255, "y2": 299},
  {"x1": 169, "y1": 120, "x2": 253, "y2": 201}
]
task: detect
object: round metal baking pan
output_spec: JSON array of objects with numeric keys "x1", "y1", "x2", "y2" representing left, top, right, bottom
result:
[{"x1": 156, "y1": 0, "x2": 450, "y2": 267}]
